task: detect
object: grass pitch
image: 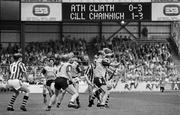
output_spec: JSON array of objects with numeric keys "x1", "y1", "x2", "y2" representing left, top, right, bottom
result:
[{"x1": 0, "y1": 91, "x2": 179, "y2": 115}]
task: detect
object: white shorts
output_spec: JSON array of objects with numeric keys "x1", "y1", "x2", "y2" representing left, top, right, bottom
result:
[{"x1": 7, "y1": 79, "x2": 22, "y2": 90}]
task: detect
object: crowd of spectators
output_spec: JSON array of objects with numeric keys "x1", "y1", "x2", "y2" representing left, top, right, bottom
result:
[
  {"x1": 0, "y1": 35, "x2": 180, "y2": 83},
  {"x1": 0, "y1": 35, "x2": 87, "y2": 66},
  {"x1": 109, "y1": 36, "x2": 178, "y2": 82},
  {"x1": 73, "y1": 34, "x2": 179, "y2": 82},
  {"x1": 24, "y1": 35, "x2": 87, "y2": 66},
  {"x1": 0, "y1": 35, "x2": 88, "y2": 83}
]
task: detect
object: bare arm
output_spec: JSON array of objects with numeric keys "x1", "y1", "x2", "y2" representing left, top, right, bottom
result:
[
  {"x1": 66, "y1": 65, "x2": 73, "y2": 82},
  {"x1": 20, "y1": 63, "x2": 28, "y2": 82}
]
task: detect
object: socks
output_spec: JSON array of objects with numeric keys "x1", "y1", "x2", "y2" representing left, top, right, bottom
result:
[
  {"x1": 105, "y1": 95, "x2": 110, "y2": 105},
  {"x1": 94, "y1": 90, "x2": 101, "y2": 101},
  {"x1": 43, "y1": 94, "x2": 46, "y2": 98},
  {"x1": 8, "y1": 95, "x2": 17, "y2": 108},
  {"x1": 21, "y1": 96, "x2": 29, "y2": 107},
  {"x1": 76, "y1": 97, "x2": 80, "y2": 105},
  {"x1": 47, "y1": 105, "x2": 51, "y2": 108}
]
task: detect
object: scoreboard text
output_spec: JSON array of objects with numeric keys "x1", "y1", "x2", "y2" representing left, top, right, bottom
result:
[{"x1": 62, "y1": 3, "x2": 151, "y2": 21}]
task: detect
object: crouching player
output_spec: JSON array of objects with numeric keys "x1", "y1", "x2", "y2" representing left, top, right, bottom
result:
[
  {"x1": 56, "y1": 57, "x2": 82, "y2": 108},
  {"x1": 42, "y1": 58, "x2": 56, "y2": 104},
  {"x1": 45, "y1": 55, "x2": 79, "y2": 111},
  {"x1": 89, "y1": 56, "x2": 110, "y2": 108},
  {"x1": 6, "y1": 53, "x2": 30, "y2": 111},
  {"x1": 88, "y1": 57, "x2": 117, "y2": 108}
]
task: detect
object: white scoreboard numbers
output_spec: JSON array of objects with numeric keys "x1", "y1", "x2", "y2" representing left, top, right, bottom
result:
[{"x1": 21, "y1": 0, "x2": 62, "y2": 21}]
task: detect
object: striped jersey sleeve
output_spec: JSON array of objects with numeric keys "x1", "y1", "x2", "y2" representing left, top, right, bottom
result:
[
  {"x1": 19, "y1": 62, "x2": 27, "y2": 72},
  {"x1": 85, "y1": 64, "x2": 94, "y2": 82}
]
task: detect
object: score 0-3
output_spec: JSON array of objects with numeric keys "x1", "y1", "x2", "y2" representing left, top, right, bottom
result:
[{"x1": 129, "y1": 4, "x2": 143, "y2": 20}]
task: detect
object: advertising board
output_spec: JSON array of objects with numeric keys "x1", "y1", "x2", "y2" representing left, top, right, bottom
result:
[{"x1": 21, "y1": 0, "x2": 62, "y2": 21}]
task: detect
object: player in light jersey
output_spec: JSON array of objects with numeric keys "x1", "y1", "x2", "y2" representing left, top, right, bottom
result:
[
  {"x1": 56, "y1": 57, "x2": 82, "y2": 108},
  {"x1": 90, "y1": 50, "x2": 118, "y2": 108},
  {"x1": 42, "y1": 58, "x2": 57, "y2": 104},
  {"x1": 91, "y1": 51, "x2": 111, "y2": 108},
  {"x1": 45, "y1": 55, "x2": 79, "y2": 111}
]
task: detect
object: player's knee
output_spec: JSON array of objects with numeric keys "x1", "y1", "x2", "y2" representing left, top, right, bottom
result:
[
  {"x1": 73, "y1": 91, "x2": 79, "y2": 97},
  {"x1": 15, "y1": 91, "x2": 20, "y2": 96},
  {"x1": 107, "y1": 84, "x2": 112, "y2": 90},
  {"x1": 24, "y1": 88, "x2": 30, "y2": 94},
  {"x1": 20, "y1": 84, "x2": 30, "y2": 93}
]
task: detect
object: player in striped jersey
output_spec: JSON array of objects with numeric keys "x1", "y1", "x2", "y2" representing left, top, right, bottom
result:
[
  {"x1": 6, "y1": 53, "x2": 29, "y2": 111},
  {"x1": 84, "y1": 62, "x2": 95, "y2": 107}
]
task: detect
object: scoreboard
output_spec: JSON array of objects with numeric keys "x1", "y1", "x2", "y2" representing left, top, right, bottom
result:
[
  {"x1": 20, "y1": 0, "x2": 180, "y2": 22},
  {"x1": 62, "y1": 3, "x2": 151, "y2": 21}
]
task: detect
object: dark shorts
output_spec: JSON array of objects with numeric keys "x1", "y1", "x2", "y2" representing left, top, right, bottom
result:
[
  {"x1": 160, "y1": 87, "x2": 165, "y2": 90},
  {"x1": 94, "y1": 77, "x2": 106, "y2": 88},
  {"x1": 54, "y1": 77, "x2": 69, "y2": 90},
  {"x1": 46, "y1": 79, "x2": 54, "y2": 87}
]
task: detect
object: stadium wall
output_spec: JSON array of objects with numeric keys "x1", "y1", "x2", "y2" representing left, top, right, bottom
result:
[
  {"x1": 6, "y1": 81, "x2": 178, "y2": 93},
  {"x1": 1, "y1": 22, "x2": 171, "y2": 48},
  {"x1": 1, "y1": 80, "x2": 179, "y2": 93}
]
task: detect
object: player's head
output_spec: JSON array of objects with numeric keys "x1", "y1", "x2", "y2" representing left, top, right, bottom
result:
[
  {"x1": 71, "y1": 60, "x2": 79, "y2": 68},
  {"x1": 69, "y1": 57, "x2": 77, "y2": 62},
  {"x1": 103, "y1": 48, "x2": 112, "y2": 54},
  {"x1": 105, "y1": 53, "x2": 114, "y2": 61},
  {"x1": 49, "y1": 58, "x2": 55, "y2": 66},
  {"x1": 43, "y1": 58, "x2": 49, "y2": 66},
  {"x1": 13, "y1": 53, "x2": 22, "y2": 62},
  {"x1": 60, "y1": 54, "x2": 70, "y2": 62},
  {"x1": 54, "y1": 58, "x2": 60, "y2": 66},
  {"x1": 69, "y1": 57, "x2": 79, "y2": 66},
  {"x1": 97, "y1": 50, "x2": 105, "y2": 59}
]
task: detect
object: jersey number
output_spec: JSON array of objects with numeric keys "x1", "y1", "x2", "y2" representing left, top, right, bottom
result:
[{"x1": 11, "y1": 64, "x2": 17, "y2": 74}]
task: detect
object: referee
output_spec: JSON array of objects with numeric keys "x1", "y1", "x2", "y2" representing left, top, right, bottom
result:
[{"x1": 6, "y1": 53, "x2": 30, "y2": 111}]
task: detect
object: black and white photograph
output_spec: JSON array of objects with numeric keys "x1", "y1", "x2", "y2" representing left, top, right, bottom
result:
[{"x1": 0, "y1": 0, "x2": 180, "y2": 115}]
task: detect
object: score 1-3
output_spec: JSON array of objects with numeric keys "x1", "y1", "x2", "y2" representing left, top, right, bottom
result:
[{"x1": 129, "y1": 4, "x2": 143, "y2": 20}]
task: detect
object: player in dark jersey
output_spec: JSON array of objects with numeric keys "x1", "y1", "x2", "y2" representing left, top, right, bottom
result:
[
  {"x1": 6, "y1": 53, "x2": 29, "y2": 111},
  {"x1": 84, "y1": 63, "x2": 96, "y2": 107}
]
